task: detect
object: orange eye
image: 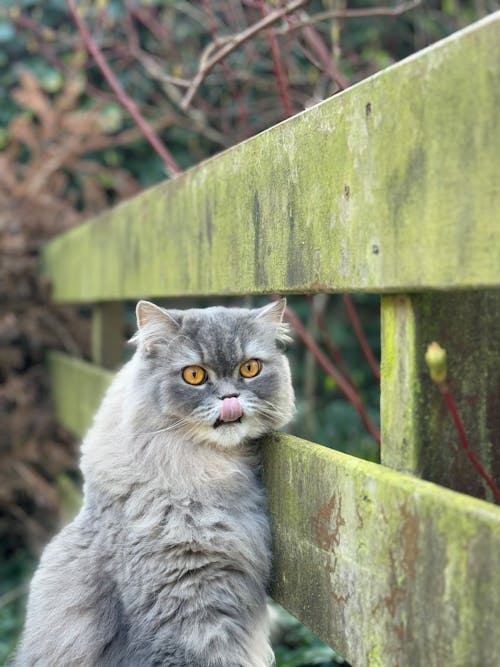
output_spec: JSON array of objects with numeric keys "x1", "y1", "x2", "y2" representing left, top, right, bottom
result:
[
  {"x1": 240, "y1": 359, "x2": 262, "y2": 379},
  {"x1": 182, "y1": 365, "x2": 207, "y2": 386}
]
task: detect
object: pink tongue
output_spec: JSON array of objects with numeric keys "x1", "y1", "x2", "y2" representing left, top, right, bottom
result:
[{"x1": 220, "y1": 397, "x2": 243, "y2": 423}]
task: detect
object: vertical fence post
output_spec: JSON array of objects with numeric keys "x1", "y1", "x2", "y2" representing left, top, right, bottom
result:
[
  {"x1": 380, "y1": 291, "x2": 500, "y2": 501},
  {"x1": 91, "y1": 302, "x2": 123, "y2": 369}
]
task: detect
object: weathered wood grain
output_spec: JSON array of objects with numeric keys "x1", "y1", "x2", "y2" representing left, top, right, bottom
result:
[
  {"x1": 263, "y1": 434, "x2": 500, "y2": 667},
  {"x1": 91, "y1": 302, "x2": 124, "y2": 369},
  {"x1": 380, "y1": 291, "x2": 500, "y2": 501},
  {"x1": 47, "y1": 351, "x2": 113, "y2": 437},
  {"x1": 43, "y1": 13, "x2": 500, "y2": 303},
  {"x1": 48, "y1": 352, "x2": 500, "y2": 667}
]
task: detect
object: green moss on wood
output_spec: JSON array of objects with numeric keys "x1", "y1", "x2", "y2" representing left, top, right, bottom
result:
[
  {"x1": 91, "y1": 302, "x2": 124, "y2": 369},
  {"x1": 262, "y1": 433, "x2": 500, "y2": 667},
  {"x1": 381, "y1": 291, "x2": 500, "y2": 500},
  {"x1": 43, "y1": 13, "x2": 500, "y2": 302},
  {"x1": 380, "y1": 295, "x2": 420, "y2": 474},
  {"x1": 47, "y1": 351, "x2": 113, "y2": 436}
]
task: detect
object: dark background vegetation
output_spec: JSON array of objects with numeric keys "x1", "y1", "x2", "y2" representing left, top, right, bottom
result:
[{"x1": 1, "y1": 1, "x2": 496, "y2": 663}]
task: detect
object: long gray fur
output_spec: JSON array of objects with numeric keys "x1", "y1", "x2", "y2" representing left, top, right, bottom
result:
[{"x1": 14, "y1": 300, "x2": 295, "y2": 667}]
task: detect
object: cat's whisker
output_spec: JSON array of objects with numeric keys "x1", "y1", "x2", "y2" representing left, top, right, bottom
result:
[{"x1": 135, "y1": 418, "x2": 193, "y2": 437}]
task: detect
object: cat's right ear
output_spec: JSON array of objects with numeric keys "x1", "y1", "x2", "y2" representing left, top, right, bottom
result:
[{"x1": 131, "y1": 300, "x2": 180, "y2": 354}]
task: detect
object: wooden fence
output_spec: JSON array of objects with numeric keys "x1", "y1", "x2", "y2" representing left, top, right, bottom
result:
[{"x1": 43, "y1": 12, "x2": 500, "y2": 667}]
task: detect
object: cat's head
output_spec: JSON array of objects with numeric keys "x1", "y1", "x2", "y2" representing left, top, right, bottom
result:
[{"x1": 131, "y1": 299, "x2": 295, "y2": 450}]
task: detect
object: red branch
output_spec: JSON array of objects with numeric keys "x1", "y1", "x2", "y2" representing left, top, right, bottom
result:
[
  {"x1": 285, "y1": 304, "x2": 380, "y2": 446},
  {"x1": 181, "y1": 0, "x2": 309, "y2": 109},
  {"x1": 201, "y1": 0, "x2": 250, "y2": 136},
  {"x1": 129, "y1": 6, "x2": 171, "y2": 45},
  {"x1": 306, "y1": 295, "x2": 357, "y2": 392},
  {"x1": 440, "y1": 385, "x2": 500, "y2": 503},
  {"x1": 299, "y1": 19, "x2": 349, "y2": 91},
  {"x1": 279, "y1": 0, "x2": 422, "y2": 33},
  {"x1": 258, "y1": 0, "x2": 293, "y2": 119},
  {"x1": 342, "y1": 295, "x2": 380, "y2": 382},
  {"x1": 67, "y1": 0, "x2": 181, "y2": 177}
]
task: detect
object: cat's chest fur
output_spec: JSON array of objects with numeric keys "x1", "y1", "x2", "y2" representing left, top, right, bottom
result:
[
  {"x1": 89, "y1": 450, "x2": 271, "y2": 603},
  {"x1": 77, "y1": 459, "x2": 272, "y2": 665}
]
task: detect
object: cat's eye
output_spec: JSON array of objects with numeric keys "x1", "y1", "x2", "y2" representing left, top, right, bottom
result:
[
  {"x1": 182, "y1": 365, "x2": 207, "y2": 386},
  {"x1": 239, "y1": 359, "x2": 262, "y2": 379}
]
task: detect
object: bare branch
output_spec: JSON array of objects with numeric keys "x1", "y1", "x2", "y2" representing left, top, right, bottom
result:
[
  {"x1": 0, "y1": 584, "x2": 29, "y2": 610},
  {"x1": 342, "y1": 295, "x2": 380, "y2": 382},
  {"x1": 181, "y1": 0, "x2": 311, "y2": 110},
  {"x1": 258, "y1": 0, "x2": 293, "y2": 119},
  {"x1": 285, "y1": 303, "x2": 381, "y2": 446},
  {"x1": 276, "y1": 0, "x2": 422, "y2": 34},
  {"x1": 299, "y1": 16, "x2": 349, "y2": 91},
  {"x1": 202, "y1": 0, "x2": 251, "y2": 137},
  {"x1": 132, "y1": 48, "x2": 228, "y2": 146},
  {"x1": 306, "y1": 295, "x2": 358, "y2": 392},
  {"x1": 67, "y1": 0, "x2": 181, "y2": 177}
]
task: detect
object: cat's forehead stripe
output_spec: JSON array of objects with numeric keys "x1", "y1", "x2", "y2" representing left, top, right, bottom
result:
[{"x1": 176, "y1": 310, "x2": 269, "y2": 374}]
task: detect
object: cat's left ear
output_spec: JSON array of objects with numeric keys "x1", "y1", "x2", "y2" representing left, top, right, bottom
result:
[
  {"x1": 254, "y1": 298, "x2": 292, "y2": 345},
  {"x1": 131, "y1": 300, "x2": 180, "y2": 354},
  {"x1": 135, "y1": 300, "x2": 180, "y2": 330}
]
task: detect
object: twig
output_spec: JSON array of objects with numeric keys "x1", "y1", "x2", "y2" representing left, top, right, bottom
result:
[
  {"x1": 129, "y1": 5, "x2": 172, "y2": 45},
  {"x1": 298, "y1": 15, "x2": 349, "y2": 91},
  {"x1": 181, "y1": 0, "x2": 310, "y2": 109},
  {"x1": 129, "y1": 50, "x2": 190, "y2": 89},
  {"x1": 201, "y1": 0, "x2": 250, "y2": 136},
  {"x1": 0, "y1": 584, "x2": 29, "y2": 609},
  {"x1": 13, "y1": 13, "x2": 75, "y2": 47},
  {"x1": 306, "y1": 295, "x2": 358, "y2": 392},
  {"x1": 285, "y1": 304, "x2": 381, "y2": 446},
  {"x1": 41, "y1": 307, "x2": 82, "y2": 358},
  {"x1": 131, "y1": 49, "x2": 227, "y2": 147},
  {"x1": 342, "y1": 295, "x2": 380, "y2": 382},
  {"x1": 67, "y1": 0, "x2": 181, "y2": 177},
  {"x1": 425, "y1": 343, "x2": 500, "y2": 504},
  {"x1": 124, "y1": 8, "x2": 140, "y2": 54},
  {"x1": 258, "y1": 0, "x2": 293, "y2": 119},
  {"x1": 276, "y1": 0, "x2": 422, "y2": 34},
  {"x1": 441, "y1": 387, "x2": 500, "y2": 503}
]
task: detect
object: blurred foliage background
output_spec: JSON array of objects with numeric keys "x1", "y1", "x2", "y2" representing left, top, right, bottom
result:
[{"x1": 0, "y1": 0, "x2": 497, "y2": 663}]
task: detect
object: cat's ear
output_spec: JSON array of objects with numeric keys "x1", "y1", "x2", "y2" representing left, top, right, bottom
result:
[
  {"x1": 135, "y1": 300, "x2": 180, "y2": 331},
  {"x1": 131, "y1": 300, "x2": 180, "y2": 353},
  {"x1": 254, "y1": 298, "x2": 292, "y2": 345}
]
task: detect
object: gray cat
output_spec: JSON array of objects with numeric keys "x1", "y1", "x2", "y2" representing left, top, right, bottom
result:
[{"x1": 14, "y1": 299, "x2": 295, "y2": 667}]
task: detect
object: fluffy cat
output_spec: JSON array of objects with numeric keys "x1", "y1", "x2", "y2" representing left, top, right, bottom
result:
[{"x1": 14, "y1": 299, "x2": 295, "y2": 667}]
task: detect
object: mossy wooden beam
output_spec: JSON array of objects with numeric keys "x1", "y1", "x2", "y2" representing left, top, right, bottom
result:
[
  {"x1": 43, "y1": 13, "x2": 500, "y2": 303},
  {"x1": 380, "y1": 291, "x2": 500, "y2": 501},
  {"x1": 91, "y1": 302, "x2": 124, "y2": 369},
  {"x1": 47, "y1": 351, "x2": 113, "y2": 436},
  {"x1": 48, "y1": 352, "x2": 500, "y2": 666},
  {"x1": 262, "y1": 434, "x2": 500, "y2": 667}
]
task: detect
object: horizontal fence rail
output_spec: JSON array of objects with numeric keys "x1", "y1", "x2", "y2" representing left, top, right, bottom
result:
[
  {"x1": 48, "y1": 352, "x2": 500, "y2": 667},
  {"x1": 43, "y1": 13, "x2": 500, "y2": 303}
]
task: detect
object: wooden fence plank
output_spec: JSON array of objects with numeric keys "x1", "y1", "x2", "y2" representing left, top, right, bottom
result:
[
  {"x1": 263, "y1": 434, "x2": 500, "y2": 667},
  {"x1": 43, "y1": 13, "x2": 500, "y2": 303},
  {"x1": 380, "y1": 291, "x2": 500, "y2": 501},
  {"x1": 47, "y1": 351, "x2": 113, "y2": 436},
  {"x1": 91, "y1": 302, "x2": 124, "y2": 369},
  {"x1": 48, "y1": 352, "x2": 500, "y2": 667}
]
